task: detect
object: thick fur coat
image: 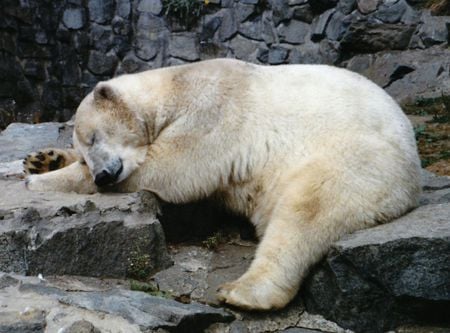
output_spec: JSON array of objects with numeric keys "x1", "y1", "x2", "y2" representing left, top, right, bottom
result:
[{"x1": 25, "y1": 59, "x2": 422, "y2": 310}]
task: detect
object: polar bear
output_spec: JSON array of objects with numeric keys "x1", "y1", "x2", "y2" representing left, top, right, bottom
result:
[{"x1": 24, "y1": 58, "x2": 421, "y2": 310}]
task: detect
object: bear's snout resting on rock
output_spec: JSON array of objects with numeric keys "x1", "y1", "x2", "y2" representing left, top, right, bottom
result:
[{"x1": 24, "y1": 59, "x2": 422, "y2": 310}]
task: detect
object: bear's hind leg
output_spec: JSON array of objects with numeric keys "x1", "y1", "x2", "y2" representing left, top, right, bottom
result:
[
  {"x1": 24, "y1": 148, "x2": 78, "y2": 175},
  {"x1": 217, "y1": 160, "x2": 370, "y2": 310}
]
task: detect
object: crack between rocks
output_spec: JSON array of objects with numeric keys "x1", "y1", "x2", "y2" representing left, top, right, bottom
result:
[{"x1": 383, "y1": 65, "x2": 416, "y2": 89}]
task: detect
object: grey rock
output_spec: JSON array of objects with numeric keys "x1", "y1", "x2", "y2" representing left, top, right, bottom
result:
[
  {"x1": 0, "y1": 180, "x2": 171, "y2": 278},
  {"x1": 135, "y1": 38, "x2": 162, "y2": 61},
  {"x1": 236, "y1": 3, "x2": 256, "y2": 22},
  {"x1": 340, "y1": 21, "x2": 416, "y2": 53},
  {"x1": 325, "y1": 10, "x2": 350, "y2": 40},
  {"x1": 136, "y1": 13, "x2": 167, "y2": 37},
  {"x1": 0, "y1": 122, "x2": 73, "y2": 163},
  {"x1": 239, "y1": 18, "x2": 264, "y2": 41},
  {"x1": 278, "y1": 20, "x2": 311, "y2": 44},
  {"x1": 0, "y1": 274, "x2": 233, "y2": 332},
  {"x1": 420, "y1": 187, "x2": 450, "y2": 205},
  {"x1": 62, "y1": 8, "x2": 86, "y2": 30},
  {"x1": 373, "y1": 0, "x2": 409, "y2": 23},
  {"x1": 350, "y1": 46, "x2": 450, "y2": 104},
  {"x1": 270, "y1": 0, "x2": 292, "y2": 25},
  {"x1": 112, "y1": 16, "x2": 131, "y2": 35},
  {"x1": 288, "y1": 0, "x2": 308, "y2": 4},
  {"x1": 118, "y1": 52, "x2": 152, "y2": 74},
  {"x1": 59, "y1": 288, "x2": 234, "y2": 331},
  {"x1": 87, "y1": 50, "x2": 119, "y2": 76},
  {"x1": 268, "y1": 46, "x2": 289, "y2": 64},
  {"x1": 169, "y1": 32, "x2": 200, "y2": 61},
  {"x1": 337, "y1": 0, "x2": 357, "y2": 14},
  {"x1": 421, "y1": 169, "x2": 450, "y2": 191},
  {"x1": 88, "y1": 0, "x2": 114, "y2": 24},
  {"x1": 137, "y1": 0, "x2": 163, "y2": 15},
  {"x1": 240, "y1": 0, "x2": 259, "y2": 4},
  {"x1": 304, "y1": 202, "x2": 450, "y2": 332},
  {"x1": 65, "y1": 320, "x2": 101, "y2": 333},
  {"x1": 0, "y1": 308, "x2": 46, "y2": 333},
  {"x1": 116, "y1": 0, "x2": 131, "y2": 18},
  {"x1": 262, "y1": 11, "x2": 278, "y2": 45},
  {"x1": 289, "y1": 40, "x2": 339, "y2": 64},
  {"x1": 218, "y1": 9, "x2": 238, "y2": 42},
  {"x1": 401, "y1": 4, "x2": 421, "y2": 24},
  {"x1": 89, "y1": 24, "x2": 113, "y2": 53},
  {"x1": 292, "y1": 4, "x2": 315, "y2": 23},
  {"x1": 229, "y1": 35, "x2": 261, "y2": 60},
  {"x1": 311, "y1": 8, "x2": 335, "y2": 42},
  {"x1": 356, "y1": 0, "x2": 382, "y2": 14},
  {"x1": 417, "y1": 10, "x2": 450, "y2": 47}
]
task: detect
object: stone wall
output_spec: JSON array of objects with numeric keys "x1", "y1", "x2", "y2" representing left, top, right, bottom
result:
[{"x1": 1, "y1": 0, "x2": 449, "y2": 128}]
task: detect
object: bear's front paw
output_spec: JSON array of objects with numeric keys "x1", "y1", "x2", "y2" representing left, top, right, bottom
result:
[
  {"x1": 25, "y1": 174, "x2": 53, "y2": 192},
  {"x1": 23, "y1": 149, "x2": 74, "y2": 175},
  {"x1": 217, "y1": 277, "x2": 291, "y2": 311}
]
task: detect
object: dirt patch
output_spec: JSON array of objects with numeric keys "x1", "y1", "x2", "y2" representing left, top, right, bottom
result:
[{"x1": 404, "y1": 95, "x2": 450, "y2": 176}]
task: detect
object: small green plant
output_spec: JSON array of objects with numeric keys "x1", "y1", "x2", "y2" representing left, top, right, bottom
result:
[
  {"x1": 130, "y1": 280, "x2": 173, "y2": 299},
  {"x1": 433, "y1": 94, "x2": 450, "y2": 123},
  {"x1": 414, "y1": 124, "x2": 426, "y2": 140},
  {"x1": 202, "y1": 231, "x2": 226, "y2": 250},
  {"x1": 162, "y1": 0, "x2": 206, "y2": 28},
  {"x1": 127, "y1": 249, "x2": 153, "y2": 280}
]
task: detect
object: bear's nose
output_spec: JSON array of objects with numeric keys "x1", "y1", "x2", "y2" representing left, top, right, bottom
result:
[
  {"x1": 94, "y1": 170, "x2": 115, "y2": 187},
  {"x1": 94, "y1": 159, "x2": 123, "y2": 187}
]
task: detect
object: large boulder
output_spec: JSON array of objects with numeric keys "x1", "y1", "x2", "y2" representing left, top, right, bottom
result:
[
  {"x1": 303, "y1": 190, "x2": 450, "y2": 332},
  {"x1": 0, "y1": 180, "x2": 171, "y2": 279}
]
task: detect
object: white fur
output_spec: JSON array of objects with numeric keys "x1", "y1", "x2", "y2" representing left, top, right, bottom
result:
[{"x1": 26, "y1": 59, "x2": 421, "y2": 310}]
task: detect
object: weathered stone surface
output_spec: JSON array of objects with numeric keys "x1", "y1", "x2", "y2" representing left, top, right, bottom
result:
[
  {"x1": 0, "y1": 274, "x2": 233, "y2": 332},
  {"x1": 87, "y1": 50, "x2": 118, "y2": 76},
  {"x1": 311, "y1": 8, "x2": 335, "y2": 42},
  {"x1": 239, "y1": 18, "x2": 264, "y2": 41},
  {"x1": 0, "y1": 180, "x2": 171, "y2": 278},
  {"x1": 236, "y1": 3, "x2": 256, "y2": 22},
  {"x1": 169, "y1": 32, "x2": 199, "y2": 61},
  {"x1": 0, "y1": 122, "x2": 73, "y2": 163},
  {"x1": 348, "y1": 46, "x2": 450, "y2": 104},
  {"x1": 304, "y1": 202, "x2": 450, "y2": 333},
  {"x1": 417, "y1": 10, "x2": 450, "y2": 47},
  {"x1": 292, "y1": 4, "x2": 315, "y2": 23},
  {"x1": 278, "y1": 20, "x2": 311, "y2": 44},
  {"x1": 357, "y1": 0, "x2": 382, "y2": 14},
  {"x1": 217, "y1": 9, "x2": 238, "y2": 42},
  {"x1": 340, "y1": 21, "x2": 416, "y2": 53},
  {"x1": 270, "y1": 0, "x2": 292, "y2": 25},
  {"x1": 373, "y1": 0, "x2": 409, "y2": 23},
  {"x1": 268, "y1": 46, "x2": 289, "y2": 64},
  {"x1": 63, "y1": 7, "x2": 86, "y2": 30},
  {"x1": 87, "y1": 0, "x2": 114, "y2": 24},
  {"x1": 229, "y1": 35, "x2": 261, "y2": 60},
  {"x1": 337, "y1": 0, "x2": 357, "y2": 14},
  {"x1": 137, "y1": 0, "x2": 163, "y2": 15}
]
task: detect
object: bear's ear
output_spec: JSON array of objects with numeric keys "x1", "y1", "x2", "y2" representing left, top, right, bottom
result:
[{"x1": 94, "y1": 83, "x2": 119, "y2": 103}]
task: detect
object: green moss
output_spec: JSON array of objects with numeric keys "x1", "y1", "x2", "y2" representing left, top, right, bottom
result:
[
  {"x1": 130, "y1": 280, "x2": 173, "y2": 299},
  {"x1": 127, "y1": 248, "x2": 153, "y2": 280},
  {"x1": 202, "y1": 231, "x2": 226, "y2": 250}
]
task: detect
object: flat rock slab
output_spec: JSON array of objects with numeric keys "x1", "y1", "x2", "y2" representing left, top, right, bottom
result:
[
  {"x1": 0, "y1": 179, "x2": 171, "y2": 278},
  {"x1": 153, "y1": 244, "x2": 352, "y2": 333},
  {"x1": 303, "y1": 202, "x2": 450, "y2": 333},
  {"x1": 0, "y1": 274, "x2": 233, "y2": 333},
  {"x1": 0, "y1": 122, "x2": 73, "y2": 163}
]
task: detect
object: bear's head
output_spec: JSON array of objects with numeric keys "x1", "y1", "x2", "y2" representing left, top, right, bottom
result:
[{"x1": 74, "y1": 83, "x2": 149, "y2": 187}]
